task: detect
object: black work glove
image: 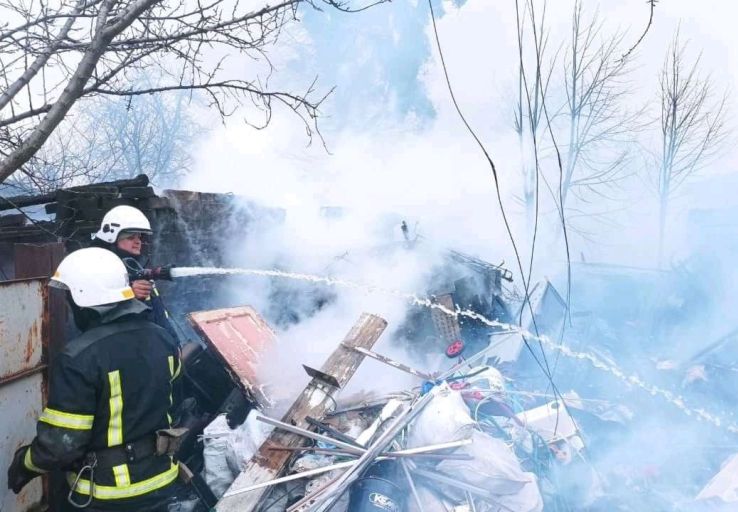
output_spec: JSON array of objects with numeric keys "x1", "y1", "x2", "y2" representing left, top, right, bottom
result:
[{"x1": 7, "y1": 446, "x2": 39, "y2": 494}]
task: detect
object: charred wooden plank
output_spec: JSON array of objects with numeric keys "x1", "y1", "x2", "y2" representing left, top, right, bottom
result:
[{"x1": 215, "y1": 313, "x2": 388, "y2": 512}]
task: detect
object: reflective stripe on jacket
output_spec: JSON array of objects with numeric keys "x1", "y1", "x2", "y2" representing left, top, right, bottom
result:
[{"x1": 24, "y1": 308, "x2": 181, "y2": 509}]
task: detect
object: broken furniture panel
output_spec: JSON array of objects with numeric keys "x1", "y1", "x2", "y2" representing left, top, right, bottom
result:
[{"x1": 189, "y1": 306, "x2": 277, "y2": 407}]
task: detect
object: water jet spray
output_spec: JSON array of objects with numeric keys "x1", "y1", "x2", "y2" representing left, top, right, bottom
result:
[{"x1": 170, "y1": 266, "x2": 738, "y2": 435}]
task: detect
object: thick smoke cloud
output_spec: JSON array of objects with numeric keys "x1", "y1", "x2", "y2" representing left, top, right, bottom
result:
[{"x1": 182, "y1": 0, "x2": 738, "y2": 508}]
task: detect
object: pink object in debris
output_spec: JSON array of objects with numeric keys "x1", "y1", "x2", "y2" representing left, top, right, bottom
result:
[{"x1": 188, "y1": 306, "x2": 276, "y2": 406}]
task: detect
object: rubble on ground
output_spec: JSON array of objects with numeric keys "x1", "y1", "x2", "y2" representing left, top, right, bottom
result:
[{"x1": 175, "y1": 251, "x2": 738, "y2": 512}]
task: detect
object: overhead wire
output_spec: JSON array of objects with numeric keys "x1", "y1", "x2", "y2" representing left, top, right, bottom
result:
[
  {"x1": 426, "y1": 0, "x2": 562, "y2": 404},
  {"x1": 520, "y1": 0, "x2": 572, "y2": 382},
  {"x1": 514, "y1": 0, "x2": 544, "y2": 309}
]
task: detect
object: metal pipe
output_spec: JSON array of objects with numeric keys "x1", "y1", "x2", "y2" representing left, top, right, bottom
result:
[
  {"x1": 306, "y1": 390, "x2": 436, "y2": 512},
  {"x1": 267, "y1": 439, "x2": 472, "y2": 460},
  {"x1": 269, "y1": 446, "x2": 472, "y2": 461},
  {"x1": 221, "y1": 460, "x2": 356, "y2": 498},
  {"x1": 255, "y1": 415, "x2": 365, "y2": 454},
  {"x1": 401, "y1": 459, "x2": 425, "y2": 512},
  {"x1": 466, "y1": 491, "x2": 477, "y2": 512},
  {"x1": 397, "y1": 439, "x2": 471, "y2": 455},
  {"x1": 410, "y1": 467, "x2": 516, "y2": 512},
  {"x1": 346, "y1": 345, "x2": 435, "y2": 380}
]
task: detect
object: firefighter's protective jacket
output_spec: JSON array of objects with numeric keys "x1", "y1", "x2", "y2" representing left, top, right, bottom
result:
[{"x1": 21, "y1": 300, "x2": 182, "y2": 509}]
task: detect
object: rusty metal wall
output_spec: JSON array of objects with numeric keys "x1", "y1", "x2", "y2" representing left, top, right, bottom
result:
[{"x1": 0, "y1": 279, "x2": 47, "y2": 512}]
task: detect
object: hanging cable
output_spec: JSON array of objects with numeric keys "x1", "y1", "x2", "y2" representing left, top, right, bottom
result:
[{"x1": 426, "y1": 0, "x2": 561, "y2": 400}]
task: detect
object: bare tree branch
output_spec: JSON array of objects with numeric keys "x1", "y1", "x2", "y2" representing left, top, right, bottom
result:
[
  {"x1": 654, "y1": 31, "x2": 728, "y2": 265},
  {"x1": 0, "y1": 0, "x2": 388, "y2": 185}
]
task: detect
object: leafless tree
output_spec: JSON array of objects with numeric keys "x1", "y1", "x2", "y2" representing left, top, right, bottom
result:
[
  {"x1": 3, "y1": 74, "x2": 199, "y2": 194},
  {"x1": 89, "y1": 80, "x2": 199, "y2": 186},
  {"x1": 655, "y1": 33, "x2": 727, "y2": 266},
  {"x1": 2, "y1": 115, "x2": 107, "y2": 193},
  {"x1": 561, "y1": 1, "x2": 638, "y2": 211},
  {"x1": 0, "y1": 0, "x2": 385, "y2": 187}
]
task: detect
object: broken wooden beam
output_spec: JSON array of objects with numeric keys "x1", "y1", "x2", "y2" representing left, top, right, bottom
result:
[{"x1": 215, "y1": 312, "x2": 388, "y2": 511}]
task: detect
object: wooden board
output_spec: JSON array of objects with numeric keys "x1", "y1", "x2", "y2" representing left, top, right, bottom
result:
[
  {"x1": 189, "y1": 306, "x2": 277, "y2": 406},
  {"x1": 216, "y1": 312, "x2": 388, "y2": 511}
]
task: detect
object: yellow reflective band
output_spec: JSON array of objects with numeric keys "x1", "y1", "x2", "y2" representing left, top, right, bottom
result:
[
  {"x1": 68, "y1": 462, "x2": 179, "y2": 500},
  {"x1": 24, "y1": 448, "x2": 45, "y2": 474},
  {"x1": 107, "y1": 370, "x2": 123, "y2": 447},
  {"x1": 122, "y1": 289, "x2": 134, "y2": 299},
  {"x1": 39, "y1": 407, "x2": 94, "y2": 430},
  {"x1": 154, "y1": 288, "x2": 160, "y2": 297},
  {"x1": 167, "y1": 355, "x2": 174, "y2": 426},
  {"x1": 168, "y1": 355, "x2": 181, "y2": 381},
  {"x1": 173, "y1": 357, "x2": 181, "y2": 379},
  {"x1": 112, "y1": 464, "x2": 130, "y2": 487}
]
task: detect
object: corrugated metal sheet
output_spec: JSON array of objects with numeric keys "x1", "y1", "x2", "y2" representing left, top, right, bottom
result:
[
  {"x1": 189, "y1": 306, "x2": 276, "y2": 406},
  {"x1": 0, "y1": 279, "x2": 46, "y2": 511}
]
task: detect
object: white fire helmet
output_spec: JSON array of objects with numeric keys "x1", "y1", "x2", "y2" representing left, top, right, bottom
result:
[
  {"x1": 50, "y1": 248, "x2": 135, "y2": 307},
  {"x1": 92, "y1": 205, "x2": 152, "y2": 244}
]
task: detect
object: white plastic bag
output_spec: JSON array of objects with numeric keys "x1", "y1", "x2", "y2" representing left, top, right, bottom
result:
[
  {"x1": 437, "y1": 430, "x2": 543, "y2": 512},
  {"x1": 202, "y1": 410, "x2": 274, "y2": 498},
  {"x1": 407, "y1": 382, "x2": 475, "y2": 448},
  {"x1": 202, "y1": 415, "x2": 237, "y2": 498},
  {"x1": 225, "y1": 410, "x2": 273, "y2": 473}
]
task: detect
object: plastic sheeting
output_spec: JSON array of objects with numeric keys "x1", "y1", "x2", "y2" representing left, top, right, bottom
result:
[
  {"x1": 696, "y1": 453, "x2": 738, "y2": 505},
  {"x1": 203, "y1": 411, "x2": 273, "y2": 498},
  {"x1": 407, "y1": 383, "x2": 475, "y2": 448},
  {"x1": 437, "y1": 430, "x2": 544, "y2": 512}
]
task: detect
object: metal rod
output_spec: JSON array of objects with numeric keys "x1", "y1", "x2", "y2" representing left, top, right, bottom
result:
[
  {"x1": 306, "y1": 416, "x2": 363, "y2": 447},
  {"x1": 0, "y1": 363, "x2": 46, "y2": 387},
  {"x1": 411, "y1": 467, "x2": 516, "y2": 512},
  {"x1": 267, "y1": 440, "x2": 473, "y2": 460},
  {"x1": 397, "y1": 439, "x2": 471, "y2": 455},
  {"x1": 401, "y1": 459, "x2": 425, "y2": 512},
  {"x1": 255, "y1": 415, "x2": 365, "y2": 454},
  {"x1": 307, "y1": 390, "x2": 436, "y2": 512},
  {"x1": 345, "y1": 345, "x2": 435, "y2": 380},
  {"x1": 221, "y1": 460, "x2": 356, "y2": 498},
  {"x1": 466, "y1": 491, "x2": 477, "y2": 512},
  {"x1": 268, "y1": 446, "x2": 472, "y2": 461}
]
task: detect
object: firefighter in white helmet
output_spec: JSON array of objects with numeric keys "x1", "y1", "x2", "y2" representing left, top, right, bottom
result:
[
  {"x1": 6, "y1": 248, "x2": 200, "y2": 510},
  {"x1": 92, "y1": 205, "x2": 179, "y2": 342}
]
